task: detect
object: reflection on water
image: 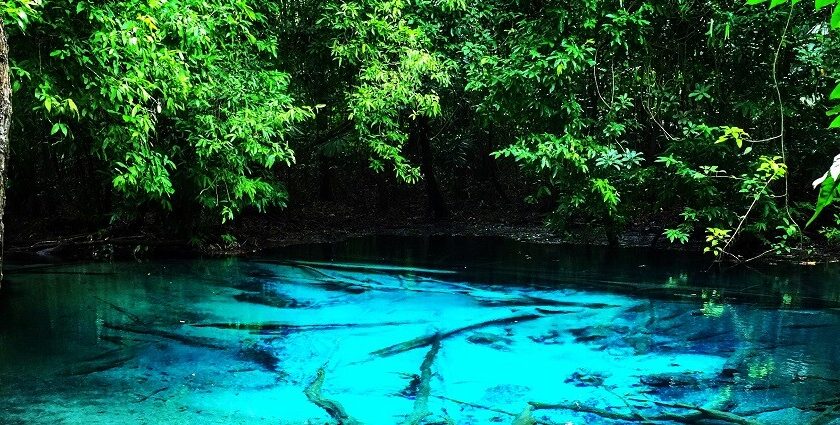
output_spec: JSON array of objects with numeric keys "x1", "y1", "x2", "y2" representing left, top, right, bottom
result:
[{"x1": 0, "y1": 236, "x2": 839, "y2": 424}]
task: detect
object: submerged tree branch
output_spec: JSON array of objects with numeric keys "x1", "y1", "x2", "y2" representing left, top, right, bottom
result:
[
  {"x1": 400, "y1": 337, "x2": 441, "y2": 425},
  {"x1": 304, "y1": 367, "x2": 361, "y2": 425},
  {"x1": 371, "y1": 312, "x2": 560, "y2": 357}
]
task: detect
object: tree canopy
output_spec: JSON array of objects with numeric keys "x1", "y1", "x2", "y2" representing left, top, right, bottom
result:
[{"x1": 3, "y1": 0, "x2": 840, "y2": 260}]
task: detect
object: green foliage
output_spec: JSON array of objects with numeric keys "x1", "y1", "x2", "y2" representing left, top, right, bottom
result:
[
  {"x1": 1, "y1": 0, "x2": 40, "y2": 30},
  {"x1": 11, "y1": 0, "x2": 314, "y2": 222},
  {"x1": 4, "y1": 0, "x2": 840, "y2": 258},
  {"x1": 322, "y1": 0, "x2": 458, "y2": 182}
]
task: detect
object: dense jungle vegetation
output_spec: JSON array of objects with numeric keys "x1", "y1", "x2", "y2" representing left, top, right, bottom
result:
[{"x1": 1, "y1": 0, "x2": 840, "y2": 266}]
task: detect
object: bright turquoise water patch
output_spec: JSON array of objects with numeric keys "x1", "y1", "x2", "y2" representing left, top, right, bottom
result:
[{"x1": 1, "y1": 236, "x2": 840, "y2": 424}]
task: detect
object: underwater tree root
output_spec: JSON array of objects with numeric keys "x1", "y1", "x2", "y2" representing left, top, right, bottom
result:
[
  {"x1": 304, "y1": 367, "x2": 361, "y2": 425},
  {"x1": 400, "y1": 337, "x2": 441, "y2": 425}
]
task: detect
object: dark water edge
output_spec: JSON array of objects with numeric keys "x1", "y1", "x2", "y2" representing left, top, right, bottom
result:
[{"x1": 1, "y1": 235, "x2": 840, "y2": 424}]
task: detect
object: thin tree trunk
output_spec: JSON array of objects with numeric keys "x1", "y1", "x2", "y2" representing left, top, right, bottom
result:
[
  {"x1": 484, "y1": 123, "x2": 509, "y2": 203},
  {"x1": 0, "y1": 21, "x2": 11, "y2": 289}
]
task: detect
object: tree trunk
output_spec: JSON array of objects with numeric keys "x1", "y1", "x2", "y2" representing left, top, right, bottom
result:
[
  {"x1": 0, "y1": 21, "x2": 11, "y2": 289},
  {"x1": 411, "y1": 116, "x2": 448, "y2": 220},
  {"x1": 483, "y1": 123, "x2": 509, "y2": 203}
]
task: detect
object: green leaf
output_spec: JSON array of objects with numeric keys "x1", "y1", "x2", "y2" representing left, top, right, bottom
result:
[
  {"x1": 67, "y1": 98, "x2": 79, "y2": 115},
  {"x1": 831, "y1": 83, "x2": 840, "y2": 100},
  {"x1": 808, "y1": 175, "x2": 840, "y2": 226},
  {"x1": 769, "y1": 0, "x2": 787, "y2": 8},
  {"x1": 830, "y1": 115, "x2": 840, "y2": 128},
  {"x1": 833, "y1": 3, "x2": 840, "y2": 28},
  {"x1": 816, "y1": 0, "x2": 835, "y2": 10},
  {"x1": 50, "y1": 123, "x2": 61, "y2": 135}
]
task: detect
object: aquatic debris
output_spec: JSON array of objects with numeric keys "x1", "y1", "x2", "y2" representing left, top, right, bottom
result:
[
  {"x1": 511, "y1": 406, "x2": 537, "y2": 425},
  {"x1": 232, "y1": 292, "x2": 305, "y2": 308},
  {"x1": 371, "y1": 312, "x2": 570, "y2": 357},
  {"x1": 639, "y1": 372, "x2": 702, "y2": 389},
  {"x1": 103, "y1": 322, "x2": 227, "y2": 349},
  {"x1": 244, "y1": 267, "x2": 277, "y2": 279},
  {"x1": 315, "y1": 280, "x2": 367, "y2": 294},
  {"x1": 287, "y1": 260, "x2": 457, "y2": 275},
  {"x1": 643, "y1": 399, "x2": 760, "y2": 425},
  {"x1": 569, "y1": 327, "x2": 609, "y2": 343},
  {"x1": 95, "y1": 296, "x2": 145, "y2": 324},
  {"x1": 304, "y1": 367, "x2": 361, "y2": 425},
  {"x1": 293, "y1": 263, "x2": 466, "y2": 296},
  {"x1": 60, "y1": 352, "x2": 134, "y2": 376},
  {"x1": 190, "y1": 320, "x2": 420, "y2": 334},
  {"x1": 531, "y1": 399, "x2": 760, "y2": 425},
  {"x1": 239, "y1": 341, "x2": 281, "y2": 372},
  {"x1": 400, "y1": 338, "x2": 441, "y2": 425},
  {"x1": 434, "y1": 396, "x2": 552, "y2": 425},
  {"x1": 783, "y1": 323, "x2": 835, "y2": 330},
  {"x1": 466, "y1": 331, "x2": 513, "y2": 350},
  {"x1": 529, "y1": 401, "x2": 643, "y2": 422},
  {"x1": 476, "y1": 294, "x2": 621, "y2": 309},
  {"x1": 721, "y1": 348, "x2": 753, "y2": 378},
  {"x1": 564, "y1": 369, "x2": 609, "y2": 387},
  {"x1": 134, "y1": 386, "x2": 168, "y2": 403},
  {"x1": 234, "y1": 278, "x2": 270, "y2": 292}
]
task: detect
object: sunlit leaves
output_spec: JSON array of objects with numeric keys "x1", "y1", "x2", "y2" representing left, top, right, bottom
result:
[
  {"x1": 324, "y1": 0, "x2": 455, "y2": 183},
  {"x1": 12, "y1": 0, "x2": 314, "y2": 222},
  {"x1": 716, "y1": 126, "x2": 749, "y2": 148},
  {"x1": 704, "y1": 228, "x2": 731, "y2": 256},
  {"x1": 817, "y1": 0, "x2": 836, "y2": 10}
]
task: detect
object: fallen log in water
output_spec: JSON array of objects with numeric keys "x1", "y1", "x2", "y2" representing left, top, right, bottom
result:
[
  {"x1": 511, "y1": 406, "x2": 537, "y2": 425},
  {"x1": 434, "y1": 396, "x2": 554, "y2": 425},
  {"x1": 190, "y1": 320, "x2": 421, "y2": 334},
  {"x1": 371, "y1": 312, "x2": 563, "y2": 357},
  {"x1": 400, "y1": 338, "x2": 441, "y2": 425},
  {"x1": 529, "y1": 396, "x2": 763, "y2": 425},
  {"x1": 476, "y1": 294, "x2": 622, "y2": 310},
  {"x1": 529, "y1": 401, "x2": 640, "y2": 422},
  {"x1": 95, "y1": 296, "x2": 145, "y2": 324},
  {"x1": 104, "y1": 322, "x2": 227, "y2": 349},
  {"x1": 288, "y1": 260, "x2": 457, "y2": 275},
  {"x1": 60, "y1": 352, "x2": 135, "y2": 376},
  {"x1": 648, "y1": 400, "x2": 760, "y2": 425},
  {"x1": 295, "y1": 263, "x2": 477, "y2": 297},
  {"x1": 304, "y1": 367, "x2": 361, "y2": 425}
]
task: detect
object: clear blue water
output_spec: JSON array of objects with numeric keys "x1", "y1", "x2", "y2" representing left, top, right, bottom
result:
[{"x1": 1, "y1": 236, "x2": 840, "y2": 424}]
